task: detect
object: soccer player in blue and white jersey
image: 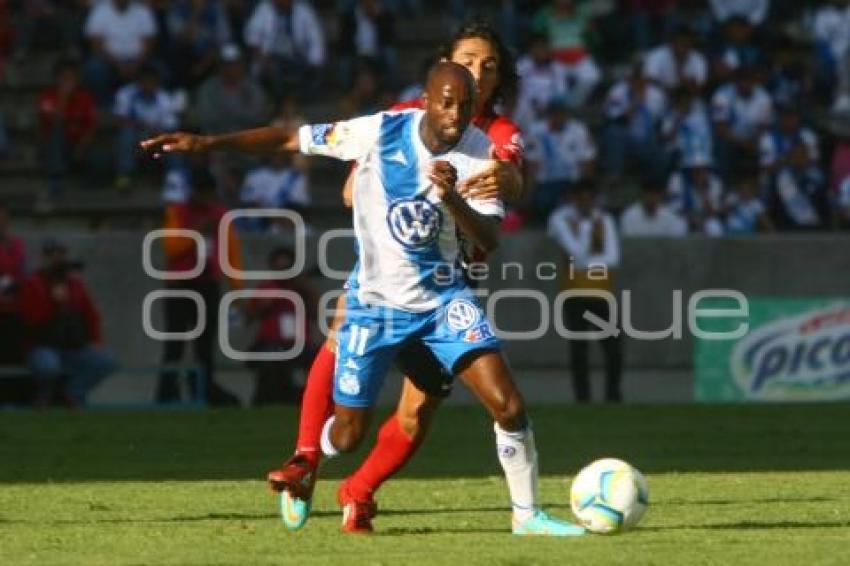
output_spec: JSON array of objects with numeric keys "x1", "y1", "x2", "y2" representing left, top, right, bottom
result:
[{"x1": 142, "y1": 62, "x2": 584, "y2": 536}]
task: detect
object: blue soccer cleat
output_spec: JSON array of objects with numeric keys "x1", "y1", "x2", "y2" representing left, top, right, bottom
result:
[
  {"x1": 512, "y1": 509, "x2": 587, "y2": 537},
  {"x1": 280, "y1": 491, "x2": 312, "y2": 531}
]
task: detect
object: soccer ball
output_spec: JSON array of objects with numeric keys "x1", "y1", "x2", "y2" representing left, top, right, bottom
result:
[{"x1": 570, "y1": 458, "x2": 649, "y2": 534}]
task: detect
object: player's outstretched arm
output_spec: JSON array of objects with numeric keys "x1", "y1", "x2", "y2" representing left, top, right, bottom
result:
[
  {"x1": 140, "y1": 126, "x2": 299, "y2": 157},
  {"x1": 431, "y1": 161, "x2": 500, "y2": 253}
]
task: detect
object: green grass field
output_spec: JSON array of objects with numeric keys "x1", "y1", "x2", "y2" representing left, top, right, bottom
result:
[{"x1": 3, "y1": 404, "x2": 850, "y2": 565}]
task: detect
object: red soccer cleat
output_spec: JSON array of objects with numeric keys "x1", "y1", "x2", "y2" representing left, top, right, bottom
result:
[
  {"x1": 337, "y1": 480, "x2": 378, "y2": 534},
  {"x1": 267, "y1": 454, "x2": 318, "y2": 500}
]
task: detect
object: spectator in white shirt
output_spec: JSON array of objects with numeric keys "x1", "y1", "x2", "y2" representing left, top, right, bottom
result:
[
  {"x1": 768, "y1": 34, "x2": 814, "y2": 110},
  {"x1": 709, "y1": 0, "x2": 770, "y2": 27},
  {"x1": 723, "y1": 165, "x2": 773, "y2": 234},
  {"x1": 114, "y1": 66, "x2": 178, "y2": 185},
  {"x1": 759, "y1": 103, "x2": 819, "y2": 175},
  {"x1": 643, "y1": 25, "x2": 708, "y2": 91},
  {"x1": 710, "y1": 15, "x2": 764, "y2": 85},
  {"x1": 812, "y1": 1, "x2": 850, "y2": 104},
  {"x1": 660, "y1": 86, "x2": 714, "y2": 170},
  {"x1": 711, "y1": 65, "x2": 773, "y2": 178},
  {"x1": 620, "y1": 179, "x2": 688, "y2": 237},
  {"x1": 244, "y1": 0, "x2": 326, "y2": 99},
  {"x1": 667, "y1": 152, "x2": 725, "y2": 236},
  {"x1": 601, "y1": 65, "x2": 667, "y2": 182},
  {"x1": 547, "y1": 179, "x2": 622, "y2": 402},
  {"x1": 526, "y1": 96, "x2": 597, "y2": 221},
  {"x1": 514, "y1": 34, "x2": 571, "y2": 132},
  {"x1": 240, "y1": 153, "x2": 310, "y2": 230},
  {"x1": 813, "y1": 1, "x2": 850, "y2": 63},
  {"x1": 83, "y1": 0, "x2": 158, "y2": 106},
  {"x1": 767, "y1": 143, "x2": 830, "y2": 231}
]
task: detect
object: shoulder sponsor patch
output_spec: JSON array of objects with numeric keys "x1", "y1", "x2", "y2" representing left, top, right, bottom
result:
[{"x1": 311, "y1": 123, "x2": 347, "y2": 148}]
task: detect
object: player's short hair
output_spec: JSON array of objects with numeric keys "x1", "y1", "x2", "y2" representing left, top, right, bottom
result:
[
  {"x1": 437, "y1": 20, "x2": 518, "y2": 108},
  {"x1": 425, "y1": 61, "x2": 475, "y2": 95}
]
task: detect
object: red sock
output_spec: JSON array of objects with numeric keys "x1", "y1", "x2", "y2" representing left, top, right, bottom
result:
[
  {"x1": 294, "y1": 344, "x2": 336, "y2": 467},
  {"x1": 346, "y1": 415, "x2": 418, "y2": 502}
]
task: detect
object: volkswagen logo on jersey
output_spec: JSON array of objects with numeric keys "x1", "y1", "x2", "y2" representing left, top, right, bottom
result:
[
  {"x1": 387, "y1": 197, "x2": 443, "y2": 249},
  {"x1": 446, "y1": 299, "x2": 480, "y2": 331}
]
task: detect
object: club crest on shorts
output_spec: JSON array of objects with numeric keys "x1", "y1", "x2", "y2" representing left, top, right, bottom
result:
[
  {"x1": 387, "y1": 197, "x2": 443, "y2": 249},
  {"x1": 446, "y1": 299, "x2": 480, "y2": 331},
  {"x1": 339, "y1": 372, "x2": 361, "y2": 396}
]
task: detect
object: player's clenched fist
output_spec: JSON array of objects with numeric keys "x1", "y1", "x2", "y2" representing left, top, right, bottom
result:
[
  {"x1": 428, "y1": 160, "x2": 458, "y2": 201},
  {"x1": 457, "y1": 159, "x2": 520, "y2": 202},
  {"x1": 140, "y1": 132, "x2": 210, "y2": 157}
]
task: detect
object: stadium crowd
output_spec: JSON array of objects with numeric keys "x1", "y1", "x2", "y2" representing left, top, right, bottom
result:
[
  {"x1": 2, "y1": 1, "x2": 850, "y2": 407},
  {"x1": 0, "y1": 0, "x2": 849, "y2": 233}
]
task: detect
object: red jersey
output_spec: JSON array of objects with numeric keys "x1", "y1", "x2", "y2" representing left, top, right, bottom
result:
[
  {"x1": 18, "y1": 271, "x2": 102, "y2": 347},
  {"x1": 390, "y1": 99, "x2": 524, "y2": 166},
  {"x1": 38, "y1": 88, "x2": 97, "y2": 143}
]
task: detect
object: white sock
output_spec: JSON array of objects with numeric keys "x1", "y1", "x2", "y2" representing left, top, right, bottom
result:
[
  {"x1": 320, "y1": 416, "x2": 339, "y2": 458},
  {"x1": 494, "y1": 422, "x2": 539, "y2": 523}
]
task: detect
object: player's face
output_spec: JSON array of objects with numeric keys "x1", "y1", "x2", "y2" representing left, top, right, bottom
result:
[
  {"x1": 450, "y1": 37, "x2": 500, "y2": 115},
  {"x1": 425, "y1": 80, "x2": 474, "y2": 147}
]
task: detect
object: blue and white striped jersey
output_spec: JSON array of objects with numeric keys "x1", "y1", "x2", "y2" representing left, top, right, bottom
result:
[{"x1": 298, "y1": 109, "x2": 503, "y2": 312}]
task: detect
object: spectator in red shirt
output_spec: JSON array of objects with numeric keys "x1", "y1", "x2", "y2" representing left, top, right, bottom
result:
[
  {"x1": 38, "y1": 60, "x2": 97, "y2": 196},
  {"x1": 19, "y1": 239, "x2": 117, "y2": 407},
  {"x1": 0, "y1": 204, "x2": 26, "y2": 365},
  {"x1": 244, "y1": 246, "x2": 318, "y2": 405}
]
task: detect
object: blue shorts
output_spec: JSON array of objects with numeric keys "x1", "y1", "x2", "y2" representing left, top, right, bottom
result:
[{"x1": 333, "y1": 288, "x2": 501, "y2": 408}]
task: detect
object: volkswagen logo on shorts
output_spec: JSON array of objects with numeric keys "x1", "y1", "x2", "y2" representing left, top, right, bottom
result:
[
  {"x1": 446, "y1": 299, "x2": 480, "y2": 331},
  {"x1": 387, "y1": 197, "x2": 443, "y2": 249}
]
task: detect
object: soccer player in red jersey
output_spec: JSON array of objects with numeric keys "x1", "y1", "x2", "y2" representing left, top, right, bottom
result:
[{"x1": 267, "y1": 22, "x2": 531, "y2": 533}]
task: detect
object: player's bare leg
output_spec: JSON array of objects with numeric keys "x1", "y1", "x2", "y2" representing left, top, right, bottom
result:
[
  {"x1": 458, "y1": 350, "x2": 585, "y2": 536},
  {"x1": 395, "y1": 378, "x2": 441, "y2": 440}
]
